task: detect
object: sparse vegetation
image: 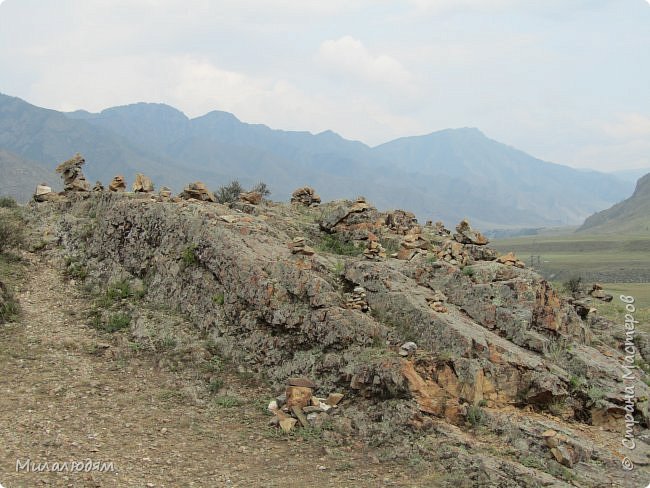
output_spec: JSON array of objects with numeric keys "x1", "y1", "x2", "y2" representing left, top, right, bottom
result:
[
  {"x1": 0, "y1": 196, "x2": 18, "y2": 208},
  {"x1": 463, "y1": 266, "x2": 475, "y2": 277},
  {"x1": 212, "y1": 292, "x2": 225, "y2": 305},
  {"x1": 213, "y1": 395, "x2": 242, "y2": 408},
  {"x1": 0, "y1": 292, "x2": 19, "y2": 323},
  {"x1": 100, "y1": 312, "x2": 131, "y2": 333},
  {"x1": 0, "y1": 210, "x2": 25, "y2": 253}
]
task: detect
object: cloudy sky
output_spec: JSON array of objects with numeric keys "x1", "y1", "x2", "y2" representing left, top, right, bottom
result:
[{"x1": 0, "y1": 0, "x2": 649, "y2": 171}]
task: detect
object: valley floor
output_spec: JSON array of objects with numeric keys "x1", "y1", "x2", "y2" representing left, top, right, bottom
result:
[{"x1": 0, "y1": 254, "x2": 438, "y2": 487}]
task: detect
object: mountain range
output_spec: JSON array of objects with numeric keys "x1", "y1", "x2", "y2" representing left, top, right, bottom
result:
[{"x1": 0, "y1": 92, "x2": 634, "y2": 229}]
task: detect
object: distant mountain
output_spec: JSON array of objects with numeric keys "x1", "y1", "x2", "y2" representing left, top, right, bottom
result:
[
  {"x1": 578, "y1": 173, "x2": 650, "y2": 234},
  {"x1": 0, "y1": 93, "x2": 634, "y2": 228},
  {"x1": 0, "y1": 148, "x2": 56, "y2": 202}
]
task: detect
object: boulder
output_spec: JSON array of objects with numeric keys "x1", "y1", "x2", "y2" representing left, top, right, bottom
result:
[
  {"x1": 33, "y1": 184, "x2": 54, "y2": 202},
  {"x1": 132, "y1": 173, "x2": 154, "y2": 193},
  {"x1": 55, "y1": 153, "x2": 90, "y2": 192},
  {"x1": 109, "y1": 175, "x2": 126, "y2": 192}
]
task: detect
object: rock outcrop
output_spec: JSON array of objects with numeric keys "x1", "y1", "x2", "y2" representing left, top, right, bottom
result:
[{"x1": 55, "y1": 154, "x2": 90, "y2": 192}]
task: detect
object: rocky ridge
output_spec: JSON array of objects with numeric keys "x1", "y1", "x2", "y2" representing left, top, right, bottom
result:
[{"x1": 23, "y1": 165, "x2": 650, "y2": 486}]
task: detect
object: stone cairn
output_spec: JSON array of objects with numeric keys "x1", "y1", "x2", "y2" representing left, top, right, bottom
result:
[
  {"x1": 93, "y1": 181, "x2": 104, "y2": 192},
  {"x1": 55, "y1": 153, "x2": 90, "y2": 191},
  {"x1": 437, "y1": 239, "x2": 469, "y2": 266},
  {"x1": 132, "y1": 173, "x2": 154, "y2": 193},
  {"x1": 433, "y1": 221, "x2": 451, "y2": 237},
  {"x1": 344, "y1": 286, "x2": 369, "y2": 312},
  {"x1": 288, "y1": 237, "x2": 315, "y2": 256},
  {"x1": 179, "y1": 181, "x2": 216, "y2": 202},
  {"x1": 268, "y1": 377, "x2": 344, "y2": 434},
  {"x1": 108, "y1": 175, "x2": 126, "y2": 192},
  {"x1": 397, "y1": 227, "x2": 429, "y2": 261},
  {"x1": 290, "y1": 186, "x2": 321, "y2": 207},
  {"x1": 239, "y1": 191, "x2": 262, "y2": 205},
  {"x1": 453, "y1": 219, "x2": 489, "y2": 245},
  {"x1": 385, "y1": 209, "x2": 418, "y2": 235},
  {"x1": 589, "y1": 283, "x2": 613, "y2": 302},
  {"x1": 363, "y1": 239, "x2": 386, "y2": 260},
  {"x1": 426, "y1": 290, "x2": 448, "y2": 313}
]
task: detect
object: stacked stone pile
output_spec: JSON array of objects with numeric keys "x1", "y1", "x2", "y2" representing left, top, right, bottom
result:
[
  {"x1": 268, "y1": 378, "x2": 345, "y2": 433},
  {"x1": 291, "y1": 186, "x2": 321, "y2": 206}
]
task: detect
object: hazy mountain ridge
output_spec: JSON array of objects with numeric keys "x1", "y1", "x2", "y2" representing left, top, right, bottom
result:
[
  {"x1": 578, "y1": 172, "x2": 650, "y2": 234},
  {"x1": 0, "y1": 93, "x2": 633, "y2": 229}
]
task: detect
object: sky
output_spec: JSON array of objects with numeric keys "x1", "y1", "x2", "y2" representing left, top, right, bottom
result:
[{"x1": 0, "y1": 0, "x2": 649, "y2": 172}]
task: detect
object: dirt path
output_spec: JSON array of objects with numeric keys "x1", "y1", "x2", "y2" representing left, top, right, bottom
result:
[{"x1": 0, "y1": 255, "x2": 434, "y2": 487}]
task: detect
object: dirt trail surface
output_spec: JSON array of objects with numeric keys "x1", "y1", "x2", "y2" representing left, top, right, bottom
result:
[{"x1": 0, "y1": 255, "x2": 434, "y2": 487}]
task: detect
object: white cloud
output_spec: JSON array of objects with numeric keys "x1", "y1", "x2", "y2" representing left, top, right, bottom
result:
[{"x1": 318, "y1": 36, "x2": 413, "y2": 88}]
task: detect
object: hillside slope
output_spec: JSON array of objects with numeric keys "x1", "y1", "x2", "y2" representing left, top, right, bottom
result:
[
  {"x1": 18, "y1": 189, "x2": 649, "y2": 487},
  {"x1": 578, "y1": 172, "x2": 650, "y2": 234}
]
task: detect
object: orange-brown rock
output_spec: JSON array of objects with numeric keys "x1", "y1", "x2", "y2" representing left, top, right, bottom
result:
[
  {"x1": 240, "y1": 191, "x2": 262, "y2": 205},
  {"x1": 285, "y1": 386, "x2": 313, "y2": 409}
]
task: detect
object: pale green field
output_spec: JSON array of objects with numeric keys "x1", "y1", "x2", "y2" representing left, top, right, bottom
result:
[{"x1": 493, "y1": 232, "x2": 650, "y2": 282}]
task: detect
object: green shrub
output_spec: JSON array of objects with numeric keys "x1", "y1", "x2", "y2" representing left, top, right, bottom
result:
[
  {"x1": 463, "y1": 266, "x2": 475, "y2": 276},
  {"x1": 0, "y1": 197, "x2": 17, "y2": 208},
  {"x1": 208, "y1": 378, "x2": 224, "y2": 394},
  {"x1": 212, "y1": 292, "x2": 225, "y2": 305},
  {"x1": 317, "y1": 233, "x2": 362, "y2": 256},
  {"x1": 181, "y1": 245, "x2": 199, "y2": 266},
  {"x1": 215, "y1": 180, "x2": 244, "y2": 204},
  {"x1": 563, "y1": 276, "x2": 582, "y2": 294},
  {"x1": 102, "y1": 313, "x2": 131, "y2": 333},
  {"x1": 106, "y1": 280, "x2": 132, "y2": 300},
  {"x1": 466, "y1": 404, "x2": 486, "y2": 428},
  {"x1": 0, "y1": 214, "x2": 25, "y2": 253},
  {"x1": 250, "y1": 181, "x2": 271, "y2": 198},
  {"x1": 0, "y1": 294, "x2": 19, "y2": 323}
]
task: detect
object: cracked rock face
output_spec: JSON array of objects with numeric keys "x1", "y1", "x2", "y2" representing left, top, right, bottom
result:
[{"x1": 27, "y1": 191, "x2": 650, "y2": 487}]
